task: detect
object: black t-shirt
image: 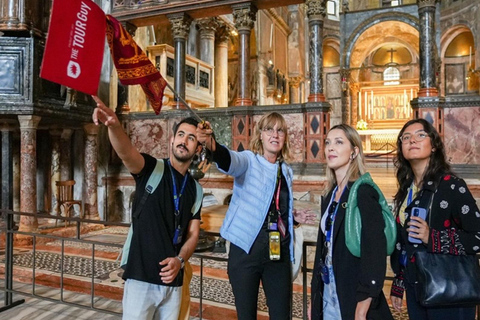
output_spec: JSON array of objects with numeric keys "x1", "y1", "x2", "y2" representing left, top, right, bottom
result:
[{"x1": 122, "y1": 154, "x2": 201, "y2": 287}]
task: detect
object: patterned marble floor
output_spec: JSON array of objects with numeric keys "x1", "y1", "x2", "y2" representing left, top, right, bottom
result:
[{"x1": 0, "y1": 226, "x2": 412, "y2": 320}]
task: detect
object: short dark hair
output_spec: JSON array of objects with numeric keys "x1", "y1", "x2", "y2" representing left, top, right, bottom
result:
[{"x1": 173, "y1": 117, "x2": 199, "y2": 136}]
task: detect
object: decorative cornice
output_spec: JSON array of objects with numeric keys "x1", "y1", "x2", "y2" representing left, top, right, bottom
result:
[{"x1": 232, "y1": 3, "x2": 257, "y2": 32}]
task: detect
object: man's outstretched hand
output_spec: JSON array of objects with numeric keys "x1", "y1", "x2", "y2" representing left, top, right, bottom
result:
[{"x1": 92, "y1": 95, "x2": 121, "y2": 128}]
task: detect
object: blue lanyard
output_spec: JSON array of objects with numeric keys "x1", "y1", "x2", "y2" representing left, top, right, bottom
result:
[
  {"x1": 407, "y1": 186, "x2": 414, "y2": 206},
  {"x1": 167, "y1": 160, "x2": 189, "y2": 216},
  {"x1": 326, "y1": 186, "x2": 342, "y2": 243}
]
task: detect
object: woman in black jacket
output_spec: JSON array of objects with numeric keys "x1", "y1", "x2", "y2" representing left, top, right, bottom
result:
[
  {"x1": 310, "y1": 124, "x2": 393, "y2": 320},
  {"x1": 389, "y1": 119, "x2": 480, "y2": 320}
]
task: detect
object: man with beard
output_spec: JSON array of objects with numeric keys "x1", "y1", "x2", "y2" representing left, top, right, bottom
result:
[{"x1": 92, "y1": 96, "x2": 202, "y2": 320}]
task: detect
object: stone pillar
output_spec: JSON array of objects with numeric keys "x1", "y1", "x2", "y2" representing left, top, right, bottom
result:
[
  {"x1": 59, "y1": 129, "x2": 73, "y2": 181},
  {"x1": 169, "y1": 13, "x2": 193, "y2": 109},
  {"x1": 49, "y1": 129, "x2": 62, "y2": 215},
  {"x1": 306, "y1": 0, "x2": 326, "y2": 102},
  {"x1": 340, "y1": 68, "x2": 351, "y2": 124},
  {"x1": 412, "y1": 0, "x2": 444, "y2": 137},
  {"x1": 289, "y1": 77, "x2": 302, "y2": 104},
  {"x1": 350, "y1": 83, "x2": 359, "y2": 126},
  {"x1": 417, "y1": 0, "x2": 438, "y2": 98},
  {"x1": 0, "y1": 0, "x2": 19, "y2": 27},
  {"x1": 84, "y1": 124, "x2": 99, "y2": 220},
  {"x1": 197, "y1": 18, "x2": 218, "y2": 65},
  {"x1": 1, "y1": 125, "x2": 13, "y2": 211},
  {"x1": 232, "y1": 3, "x2": 257, "y2": 106},
  {"x1": 215, "y1": 24, "x2": 231, "y2": 108},
  {"x1": 18, "y1": 115, "x2": 41, "y2": 232}
]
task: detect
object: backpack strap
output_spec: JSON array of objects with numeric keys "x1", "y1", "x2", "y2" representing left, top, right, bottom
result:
[
  {"x1": 121, "y1": 159, "x2": 203, "y2": 269},
  {"x1": 121, "y1": 159, "x2": 164, "y2": 269},
  {"x1": 132, "y1": 159, "x2": 165, "y2": 219},
  {"x1": 192, "y1": 179, "x2": 203, "y2": 214}
]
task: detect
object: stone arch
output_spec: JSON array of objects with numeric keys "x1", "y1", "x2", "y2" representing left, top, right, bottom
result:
[{"x1": 343, "y1": 12, "x2": 419, "y2": 68}]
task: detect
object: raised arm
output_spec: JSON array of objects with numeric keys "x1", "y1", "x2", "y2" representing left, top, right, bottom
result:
[{"x1": 92, "y1": 96, "x2": 144, "y2": 174}]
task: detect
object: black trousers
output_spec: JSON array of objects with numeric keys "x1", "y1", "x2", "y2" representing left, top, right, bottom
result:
[
  {"x1": 228, "y1": 230, "x2": 292, "y2": 320},
  {"x1": 405, "y1": 281, "x2": 476, "y2": 320}
]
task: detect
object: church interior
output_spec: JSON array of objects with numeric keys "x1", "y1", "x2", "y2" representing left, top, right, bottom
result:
[{"x1": 0, "y1": 0, "x2": 479, "y2": 319}]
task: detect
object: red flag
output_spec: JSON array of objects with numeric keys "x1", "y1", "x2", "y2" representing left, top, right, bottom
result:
[
  {"x1": 40, "y1": 0, "x2": 106, "y2": 95},
  {"x1": 106, "y1": 15, "x2": 166, "y2": 114}
]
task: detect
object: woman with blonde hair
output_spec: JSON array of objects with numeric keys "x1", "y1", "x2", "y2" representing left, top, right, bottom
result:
[
  {"x1": 197, "y1": 112, "x2": 313, "y2": 319},
  {"x1": 310, "y1": 124, "x2": 393, "y2": 320}
]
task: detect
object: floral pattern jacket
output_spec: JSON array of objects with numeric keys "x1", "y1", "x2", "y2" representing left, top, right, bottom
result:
[{"x1": 390, "y1": 174, "x2": 480, "y2": 298}]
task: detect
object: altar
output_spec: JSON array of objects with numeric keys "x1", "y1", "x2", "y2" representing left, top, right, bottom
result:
[{"x1": 358, "y1": 129, "x2": 400, "y2": 153}]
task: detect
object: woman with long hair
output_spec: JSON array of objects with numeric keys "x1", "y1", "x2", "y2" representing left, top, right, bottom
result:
[
  {"x1": 197, "y1": 112, "x2": 314, "y2": 319},
  {"x1": 310, "y1": 124, "x2": 393, "y2": 320},
  {"x1": 389, "y1": 119, "x2": 480, "y2": 319}
]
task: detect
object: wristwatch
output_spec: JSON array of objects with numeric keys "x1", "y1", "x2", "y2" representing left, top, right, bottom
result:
[{"x1": 176, "y1": 255, "x2": 185, "y2": 269}]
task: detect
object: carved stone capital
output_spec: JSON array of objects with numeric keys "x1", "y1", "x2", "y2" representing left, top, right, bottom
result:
[
  {"x1": 232, "y1": 4, "x2": 257, "y2": 32},
  {"x1": 306, "y1": 0, "x2": 326, "y2": 20},
  {"x1": 417, "y1": 0, "x2": 437, "y2": 9},
  {"x1": 84, "y1": 123, "x2": 99, "y2": 136},
  {"x1": 289, "y1": 76, "x2": 303, "y2": 88},
  {"x1": 125, "y1": 21, "x2": 137, "y2": 37},
  {"x1": 339, "y1": 68, "x2": 351, "y2": 81},
  {"x1": 18, "y1": 115, "x2": 41, "y2": 129},
  {"x1": 216, "y1": 22, "x2": 233, "y2": 43},
  {"x1": 197, "y1": 18, "x2": 220, "y2": 40},
  {"x1": 168, "y1": 13, "x2": 193, "y2": 40}
]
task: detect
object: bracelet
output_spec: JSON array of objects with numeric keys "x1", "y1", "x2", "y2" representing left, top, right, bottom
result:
[{"x1": 176, "y1": 255, "x2": 185, "y2": 269}]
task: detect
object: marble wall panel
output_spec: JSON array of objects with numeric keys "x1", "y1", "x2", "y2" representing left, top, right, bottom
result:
[
  {"x1": 128, "y1": 119, "x2": 169, "y2": 159},
  {"x1": 444, "y1": 107, "x2": 480, "y2": 164}
]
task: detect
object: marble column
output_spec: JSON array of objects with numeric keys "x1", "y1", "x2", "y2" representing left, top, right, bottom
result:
[
  {"x1": 350, "y1": 83, "x2": 359, "y2": 125},
  {"x1": 197, "y1": 18, "x2": 218, "y2": 65},
  {"x1": 59, "y1": 129, "x2": 73, "y2": 181},
  {"x1": 18, "y1": 115, "x2": 41, "y2": 232},
  {"x1": 168, "y1": 13, "x2": 192, "y2": 109},
  {"x1": 49, "y1": 129, "x2": 62, "y2": 215},
  {"x1": 0, "y1": 0, "x2": 19, "y2": 27},
  {"x1": 289, "y1": 77, "x2": 302, "y2": 104},
  {"x1": 340, "y1": 68, "x2": 351, "y2": 124},
  {"x1": 232, "y1": 3, "x2": 257, "y2": 106},
  {"x1": 417, "y1": 0, "x2": 438, "y2": 97},
  {"x1": 1, "y1": 125, "x2": 13, "y2": 211},
  {"x1": 306, "y1": 0, "x2": 326, "y2": 102},
  {"x1": 84, "y1": 124, "x2": 99, "y2": 220},
  {"x1": 215, "y1": 24, "x2": 231, "y2": 108}
]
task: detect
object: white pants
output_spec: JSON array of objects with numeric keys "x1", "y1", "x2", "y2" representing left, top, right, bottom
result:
[{"x1": 122, "y1": 279, "x2": 182, "y2": 320}]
